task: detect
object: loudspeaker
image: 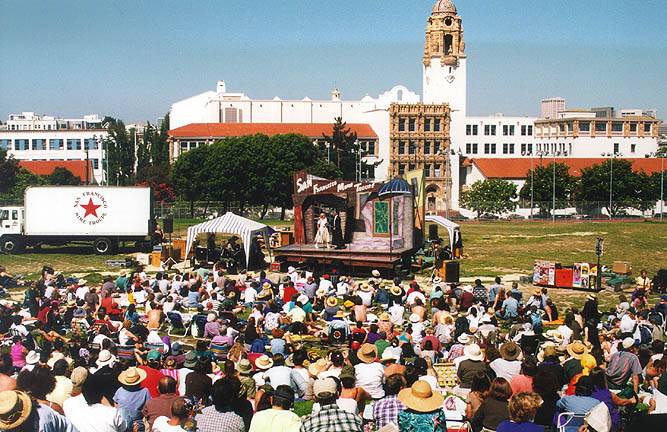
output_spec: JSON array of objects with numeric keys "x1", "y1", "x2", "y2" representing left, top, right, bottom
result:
[
  {"x1": 444, "y1": 260, "x2": 460, "y2": 283},
  {"x1": 163, "y1": 217, "x2": 173, "y2": 234},
  {"x1": 428, "y1": 224, "x2": 439, "y2": 241}
]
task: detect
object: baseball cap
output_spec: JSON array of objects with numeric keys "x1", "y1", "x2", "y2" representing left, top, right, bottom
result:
[
  {"x1": 313, "y1": 377, "x2": 338, "y2": 398},
  {"x1": 70, "y1": 367, "x2": 88, "y2": 390},
  {"x1": 147, "y1": 350, "x2": 161, "y2": 361}
]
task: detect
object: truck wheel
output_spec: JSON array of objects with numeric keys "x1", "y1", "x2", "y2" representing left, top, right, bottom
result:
[
  {"x1": 94, "y1": 237, "x2": 113, "y2": 255},
  {"x1": 0, "y1": 237, "x2": 23, "y2": 254}
]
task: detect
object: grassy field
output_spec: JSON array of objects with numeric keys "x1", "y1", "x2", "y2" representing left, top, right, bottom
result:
[{"x1": 1, "y1": 220, "x2": 664, "y2": 283}]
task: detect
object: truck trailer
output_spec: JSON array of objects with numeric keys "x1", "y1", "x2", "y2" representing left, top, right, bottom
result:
[{"x1": 0, "y1": 186, "x2": 153, "y2": 254}]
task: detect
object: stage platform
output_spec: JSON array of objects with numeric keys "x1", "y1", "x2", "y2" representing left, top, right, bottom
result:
[{"x1": 273, "y1": 243, "x2": 413, "y2": 271}]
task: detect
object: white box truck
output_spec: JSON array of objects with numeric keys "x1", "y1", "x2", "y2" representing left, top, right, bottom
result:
[{"x1": 0, "y1": 186, "x2": 153, "y2": 254}]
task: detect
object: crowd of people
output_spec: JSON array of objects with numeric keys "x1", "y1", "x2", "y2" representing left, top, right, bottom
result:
[{"x1": 0, "y1": 263, "x2": 665, "y2": 432}]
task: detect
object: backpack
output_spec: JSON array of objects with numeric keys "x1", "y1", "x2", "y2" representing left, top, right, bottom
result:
[
  {"x1": 454, "y1": 316, "x2": 469, "y2": 338},
  {"x1": 638, "y1": 324, "x2": 653, "y2": 345}
]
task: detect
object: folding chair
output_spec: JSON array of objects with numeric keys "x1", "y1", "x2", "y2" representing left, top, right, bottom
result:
[
  {"x1": 209, "y1": 343, "x2": 229, "y2": 360},
  {"x1": 116, "y1": 345, "x2": 136, "y2": 362},
  {"x1": 556, "y1": 412, "x2": 587, "y2": 432},
  {"x1": 166, "y1": 312, "x2": 187, "y2": 337}
]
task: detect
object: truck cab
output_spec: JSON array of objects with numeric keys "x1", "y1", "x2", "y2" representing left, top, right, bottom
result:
[{"x1": 0, "y1": 207, "x2": 25, "y2": 252}]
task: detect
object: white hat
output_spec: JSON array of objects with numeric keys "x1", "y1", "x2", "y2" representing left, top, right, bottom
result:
[
  {"x1": 96, "y1": 349, "x2": 116, "y2": 368},
  {"x1": 313, "y1": 377, "x2": 338, "y2": 398},
  {"x1": 457, "y1": 333, "x2": 471, "y2": 344},
  {"x1": 464, "y1": 343, "x2": 484, "y2": 361},
  {"x1": 409, "y1": 313, "x2": 421, "y2": 323},
  {"x1": 372, "y1": 269, "x2": 381, "y2": 278},
  {"x1": 433, "y1": 277, "x2": 442, "y2": 284},
  {"x1": 381, "y1": 350, "x2": 400, "y2": 363},
  {"x1": 622, "y1": 337, "x2": 635, "y2": 349},
  {"x1": 297, "y1": 294, "x2": 309, "y2": 305},
  {"x1": 25, "y1": 351, "x2": 39, "y2": 365},
  {"x1": 463, "y1": 285, "x2": 473, "y2": 292},
  {"x1": 287, "y1": 266, "x2": 296, "y2": 273},
  {"x1": 77, "y1": 279, "x2": 87, "y2": 286}
]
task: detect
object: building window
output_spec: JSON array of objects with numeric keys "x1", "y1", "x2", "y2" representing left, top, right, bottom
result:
[
  {"x1": 367, "y1": 141, "x2": 375, "y2": 155},
  {"x1": 484, "y1": 125, "x2": 496, "y2": 136},
  {"x1": 49, "y1": 139, "x2": 63, "y2": 150},
  {"x1": 84, "y1": 138, "x2": 98, "y2": 150},
  {"x1": 408, "y1": 141, "x2": 416, "y2": 155},
  {"x1": 434, "y1": 141, "x2": 441, "y2": 154},
  {"x1": 579, "y1": 122, "x2": 590, "y2": 132},
  {"x1": 398, "y1": 164, "x2": 405, "y2": 175},
  {"x1": 408, "y1": 164, "x2": 415, "y2": 171},
  {"x1": 15, "y1": 139, "x2": 29, "y2": 150},
  {"x1": 424, "y1": 141, "x2": 432, "y2": 155},
  {"x1": 31, "y1": 139, "x2": 46, "y2": 150},
  {"x1": 595, "y1": 122, "x2": 607, "y2": 133},
  {"x1": 503, "y1": 125, "x2": 515, "y2": 136},
  {"x1": 471, "y1": 143, "x2": 478, "y2": 154},
  {"x1": 466, "y1": 143, "x2": 471, "y2": 154},
  {"x1": 424, "y1": 164, "x2": 431, "y2": 177},
  {"x1": 484, "y1": 143, "x2": 496, "y2": 154},
  {"x1": 521, "y1": 125, "x2": 527, "y2": 136},
  {"x1": 611, "y1": 122, "x2": 623, "y2": 133},
  {"x1": 92, "y1": 159, "x2": 99, "y2": 169},
  {"x1": 644, "y1": 123, "x2": 652, "y2": 133},
  {"x1": 0, "y1": 139, "x2": 11, "y2": 150},
  {"x1": 67, "y1": 139, "x2": 82, "y2": 150},
  {"x1": 434, "y1": 166, "x2": 441, "y2": 177},
  {"x1": 502, "y1": 143, "x2": 515, "y2": 154},
  {"x1": 398, "y1": 119, "x2": 406, "y2": 132},
  {"x1": 424, "y1": 118, "x2": 431, "y2": 132},
  {"x1": 434, "y1": 119, "x2": 441, "y2": 132},
  {"x1": 630, "y1": 123, "x2": 638, "y2": 133},
  {"x1": 527, "y1": 125, "x2": 533, "y2": 135},
  {"x1": 466, "y1": 124, "x2": 478, "y2": 135},
  {"x1": 180, "y1": 142, "x2": 188, "y2": 152},
  {"x1": 408, "y1": 118, "x2": 416, "y2": 132},
  {"x1": 613, "y1": 143, "x2": 619, "y2": 154},
  {"x1": 398, "y1": 141, "x2": 405, "y2": 155},
  {"x1": 631, "y1": 144, "x2": 636, "y2": 154}
]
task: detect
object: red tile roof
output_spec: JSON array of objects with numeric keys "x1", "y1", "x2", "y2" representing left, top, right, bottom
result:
[
  {"x1": 169, "y1": 123, "x2": 378, "y2": 139},
  {"x1": 471, "y1": 158, "x2": 664, "y2": 179},
  {"x1": 18, "y1": 160, "x2": 89, "y2": 181}
]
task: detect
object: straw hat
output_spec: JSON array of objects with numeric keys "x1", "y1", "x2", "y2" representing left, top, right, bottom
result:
[
  {"x1": 118, "y1": 367, "x2": 147, "y2": 386},
  {"x1": 566, "y1": 341, "x2": 588, "y2": 360},
  {"x1": 381, "y1": 350, "x2": 400, "y2": 363},
  {"x1": 409, "y1": 313, "x2": 421, "y2": 323},
  {"x1": 457, "y1": 333, "x2": 471, "y2": 344},
  {"x1": 464, "y1": 343, "x2": 484, "y2": 361},
  {"x1": 0, "y1": 390, "x2": 32, "y2": 430},
  {"x1": 372, "y1": 269, "x2": 381, "y2": 278},
  {"x1": 70, "y1": 367, "x2": 88, "y2": 392},
  {"x1": 545, "y1": 329, "x2": 564, "y2": 343},
  {"x1": 379, "y1": 312, "x2": 390, "y2": 321},
  {"x1": 390, "y1": 285, "x2": 403, "y2": 296},
  {"x1": 77, "y1": 279, "x2": 87, "y2": 286},
  {"x1": 297, "y1": 294, "x2": 309, "y2": 305},
  {"x1": 308, "y1": 358, "x2": 328, "y2": 377},
  {"x1": 398, "y1": 380, "x2": 444, "y2": 413},
  {"x1": 236, "y1": 359, "x2": 253, "y2": 375},
  {"x1": 315, "y1": 287, "x2": 328, "y2": 298},
  {"x1": 499, "y1": 342, "x2": 521, "y2": 361},
  {"x1": 357, "y1": 343, "x2": 378, "y2": 364},
  {"x1": 359, "y1": 284, "x2": 372, "y2": 292},
  {"x1": 255, "y1": 354, "x2": 274, "y2": 370},
  {"x1": 334, "y1": 310, "x2": 347, "y2": 318},
  {"x1": 533, "y1": 289, "x2": 542, "y2": 296},
  {"x1": 433, "y1": 276, "x2": 442, "y2": 284},
  {"x1": 96, "y1": 350, "x2": 116, "y2": 368},
  {"x1": 25, "y1": 351, "x2": 39, "y2": 366},
  {"x1": 325, "y1": 297, "x2": 338, "y2": 308}
]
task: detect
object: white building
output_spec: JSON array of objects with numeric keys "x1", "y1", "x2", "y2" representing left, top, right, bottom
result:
[
  {"x1": 0, "y1": 113, "x2": 107, "y2": 184},
  {"x1": 541, "y1": 98, "x2": 566, "y2": 119},
  {"x1": 462, "y1": 115, "x2": 538, "y2": 158}
]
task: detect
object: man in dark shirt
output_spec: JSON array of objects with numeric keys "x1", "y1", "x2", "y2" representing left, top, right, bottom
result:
[
  {"x1": 142, "y1": 376, "x2": 179, "y2": 430},
  {"x1": 538, "y1": 345, "x2": 567, "y2": 387}
]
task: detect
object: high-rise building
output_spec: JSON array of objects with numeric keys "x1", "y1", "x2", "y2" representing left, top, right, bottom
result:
[{"x1": 540, "y1": 97, "x2": 566, "y2": 119}]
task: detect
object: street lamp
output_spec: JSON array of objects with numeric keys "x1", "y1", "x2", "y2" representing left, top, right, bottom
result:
[
  {"x1": 646, "y1": 152, "x2": 665, "y2": 222},
  {"x1": 601, "y1": 152, "x2": 623, "y2": 219}
]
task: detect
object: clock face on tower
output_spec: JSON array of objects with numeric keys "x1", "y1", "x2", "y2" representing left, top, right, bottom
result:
[{"x1": 445, "y1": 74, "x2": 455, "y2": 83}]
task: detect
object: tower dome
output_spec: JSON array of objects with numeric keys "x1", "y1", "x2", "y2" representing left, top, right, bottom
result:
[{"x1": 432, "y1": 0, "x2": 457, "y2": 14}]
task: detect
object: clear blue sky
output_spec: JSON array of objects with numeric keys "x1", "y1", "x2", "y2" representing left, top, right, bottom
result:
[{"x1": 1, "y1": 0, "x2": 666, "y2": 123}]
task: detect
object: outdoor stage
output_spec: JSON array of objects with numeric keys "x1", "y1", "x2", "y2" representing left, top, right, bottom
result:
[{"x1": 273, "y1": 243, "x2": 412, "y2": 271}]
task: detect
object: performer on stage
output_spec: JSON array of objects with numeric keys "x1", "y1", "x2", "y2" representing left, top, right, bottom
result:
[
  {"x1": 315, "y1": 213, "x2": 331, "y2": 248},
  {"x1": 332, "y1": 209, "x2": 346, "y2": 249}
]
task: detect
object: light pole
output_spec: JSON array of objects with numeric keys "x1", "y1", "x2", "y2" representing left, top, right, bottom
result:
[
  {"x1": 646, "y1": 152, "x2": 665, "y2": 222},
  {"x1": 601, "y1": 152, "x2": 622, "y2": 219}
]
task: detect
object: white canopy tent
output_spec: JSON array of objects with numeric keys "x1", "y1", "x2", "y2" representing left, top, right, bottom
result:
[
  {"x1": 425, "y1": 215, "x2": 461, "y2": 251},
  {"x1": 184, "y1": 212, "x2": 274, "y2": 263}
]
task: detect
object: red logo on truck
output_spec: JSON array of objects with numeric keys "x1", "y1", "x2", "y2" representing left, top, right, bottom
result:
[{"x1": 73, "y1": 192, "x2": 108, "y2": 225}]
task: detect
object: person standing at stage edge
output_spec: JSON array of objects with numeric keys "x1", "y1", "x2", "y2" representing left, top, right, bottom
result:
[{"x1": 332, "y1": 209, "x2": 346, "y2": 249}]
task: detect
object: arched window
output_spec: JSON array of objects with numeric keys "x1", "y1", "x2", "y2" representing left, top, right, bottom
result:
[
  {"x1": 396, "y1": 89, "x2": 403, "y2": 101},
  {"x1": 444, "y1": 34, "x2": 453, "y2": 55}
]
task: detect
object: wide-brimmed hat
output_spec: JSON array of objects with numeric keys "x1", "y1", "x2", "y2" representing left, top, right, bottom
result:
[
  {"x1": 0, "y1": 390, "x2": 32, "y2": 430},
  {"x1": 587, "y1": 294, "x2": 597, "y2": 301},
  {"x1": 236, "y1": 359, "x2": 253, "y2": 375},
  {"x1": 390, "y1": 285, "x2": 403, "y2": 296},
  {"x1": 171, "y1": 342, "x2": 182, "y2": 355},
  {"x1": 73, "y1": 307, "x2": 86, "y2": 318},
  {"x1": 622, "y1": 337, "x2": 636, "y2": 350},
  {"x1": 313, "y1": 377, "x2": 338, "y2": 398},
  {"x1": 96, "y1": 350, "x2": 116, "y2": 368},
  {"x1": 77, "y1": 279, "x2": 87, "y2": 286},
  {"x1": 370, "y1": 269, "x2": 380, "y2": 278},
  {"x1": 566, "y1": 341, "x2": 588, "y2": 359},
  {"x1": 398, "y1": 380, "x2": 444, "y2": 412},
  {"x1": 464, "y1": 343, "x2": 484, "y2": 361},
  {"x1": 287, "y1": 266, "x2": 296, "y2": 273},
  {"x1": 325, "y1": 297, "x2": 338, "y2": 308},
  {"x1": 500, "y1": 342, "x2": 521, "y2": 361},
  {"x1": 409, "y1": 313, "x2": 421, "y2": 323},
  {"x1": 118, "y1": 367, "x2": 147, "y2": 386},
  {"x1": 70, "y1": 367, "x2": 88, "y2": 392},
  {"x1": 379, "y1": 312, "x2": 390, "y2": 321},
  {"x1": 255, "y1": 354, "x2": 274, "y2": 370},
  {"x1": 381, "y1": 350, "x2": 400, "y2": 363},
  {"x1": 25, "y1": 351, "x2": 39, "y2": 366},
  {"x1": 334, "y1": 310, "x2": 347, "y2": 318},
  {"x1": 297, "y1": 294, "x2": 309, "y2": 305},
  {"x1": 359, "y1": 284, "x2": 371, "y2": 292},
  {"x1": 457, "y1": 333, "x2": 471, "y2": 344},
  {"x1": 184, "y1": 351, "x2": 198, "y2": 368},
  {"x1": 357, "y1": 343, "x2": 378, "y2": 364},
  {"x1": 308, "y1": 358, "x2": 328, "y2": 377},
  {"x1": 545, "y1": 329, "x2": 564, "y2": 343},
  {"x1": 433, "y1": 276, "x2": 442, "y2": 284}
]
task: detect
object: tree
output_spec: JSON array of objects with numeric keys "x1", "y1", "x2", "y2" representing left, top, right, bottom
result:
[
  {"x1": 171, "y1": 145, "x2": 211, "y2": 217},
  {"x1": 0, "y1": 149, "x2": 19, "y2": 194},
  {"x1": 322, "y1": 117, "x2": 358, "y2": 180},
  {"x1": 577, "y1": 159, "x2": 638, "y2": 216},
  {"x1": 47, "y1": 167, "x2": 81, "y2": 185},
  {"x1": 519, "y1": 162, "x2": 577, "y2": 216},
  {"x1": 309, "y1": 159, "x2": 343, "y2": 180},
  {"x1": 103, "y1": 116, "x2": 135, "y2": 185},
  {"x1": 0, "y1": 168, "x2": 47, "y2": 202},
  {"x1": 461, "y1": 179, "x2": 517, "y2": 217}
]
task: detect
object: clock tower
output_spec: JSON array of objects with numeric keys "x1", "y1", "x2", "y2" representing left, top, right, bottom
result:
[{"x1": 422, "y1": 0, "x2": 466, "y2": 210}]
